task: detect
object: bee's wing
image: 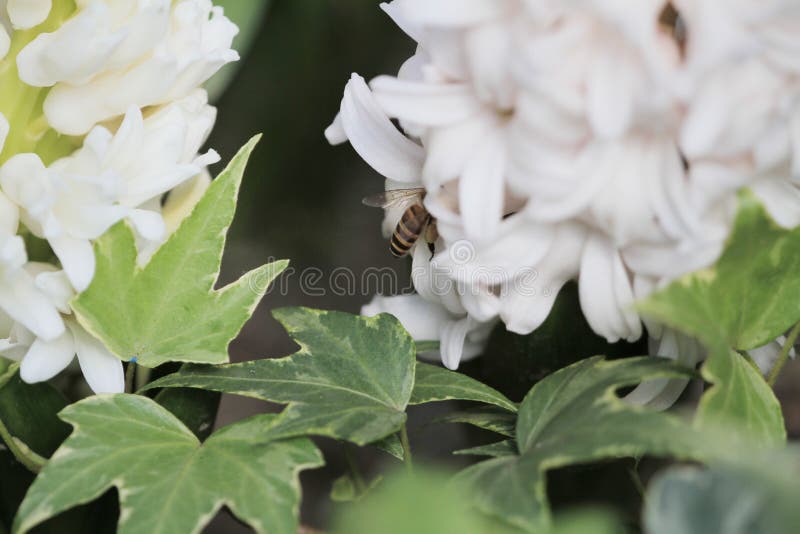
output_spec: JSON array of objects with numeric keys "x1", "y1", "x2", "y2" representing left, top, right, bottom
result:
[{"x1": 362, "y1": 188, "x2": 425, "y2": 209}]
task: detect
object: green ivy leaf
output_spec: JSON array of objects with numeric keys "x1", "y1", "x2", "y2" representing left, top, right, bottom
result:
[
  {"x1": 640, "y1": 192, "x2": 800, "y2": 353},
  {"x1": 144, "y1": 308, "x2": 416, "y2": 445},
  {"x1": 13, "y1": 394, "x2": 323, "y2": 534},
  {"x1": 330, "y1": 474, "x2": 383, "y2": 503},
  {"x1": 456, "y1": 357, "x2": 705, "y2": 532},
  {"x1": 639, "y1": 194, "x2": 791, "y2": 445},
  {"x1": 454, "y1": 440, "x2": 518, "y2": 459},
  {"x1": 0, "y1": 361, "x2": 70, "y2": 472},
  {"x1": 154, "y1": 388, "x2": 220, "y2": 441},
  {"x1": 370, "y1": 435, "x2": 404, "y2": 461},
  {"x1": 696, "y1": 350, "x2": 785, "y2": 447},
  {"x1": 410, "y1": 363, "x2": 517, "y2": 412},
  {"x1": 433, "y1": 407, "x2": 517, "y2": 438},
  {"x1": 72, "y1": 137, "x2": 287, "y2": 367}
]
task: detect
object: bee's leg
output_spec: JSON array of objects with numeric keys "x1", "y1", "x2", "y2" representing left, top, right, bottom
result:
[{"x1": 424, "y1": 219, "x2": 438, "y2": 259}]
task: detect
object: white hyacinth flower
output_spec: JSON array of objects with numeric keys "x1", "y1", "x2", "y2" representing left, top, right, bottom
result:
[
  {"x1": 0, "y1": 91, "x2": 219, "y2": 291},
  {"x1": 0, "y1": 266, "x2": 124, "y2": 394},
  {"x1": 0, "y1": 1, "x2": 232, "y2": 392},
  {"x1": 328, "y1": 0, "x2": 800, "y2": 401},
  {"x1": 17, "y1": 0, "x2": 238, "y2": 135}
]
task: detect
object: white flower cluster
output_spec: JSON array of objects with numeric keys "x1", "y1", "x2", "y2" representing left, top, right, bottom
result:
[
  {"x1": 0, "y1": 0, "x2": 237, "y2": 393},
  {"x1": 328, "y1": 0, "x2": 799, "y2": 403}
]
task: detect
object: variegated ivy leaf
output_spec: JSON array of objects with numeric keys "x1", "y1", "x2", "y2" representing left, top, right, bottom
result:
[
  {"x1": 145, "y1": 308, "x2": 417, "y2": 445},
  {"x1": 640, "y1": 194, "x2": 791, "y2": 445},
  {"x1": 410, "y1": 363, "x2": 517, "y2": 412},
  {"x1": 14, "y1": 394, "x2": 323, "y2": 534},
  {"x1": 73, "y1": 137, "x2": 287, "y2": 367},
  {"x1": 144, "y1": 309, "x2": 516, "y2": 446},
  {"x1": 457, "y1": 357, "x2": 706, "y2": 532}
]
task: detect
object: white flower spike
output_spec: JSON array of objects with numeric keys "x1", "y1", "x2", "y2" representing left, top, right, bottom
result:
[{"x1": 329, "y1": 0, "x2": 800, "y2": 398}]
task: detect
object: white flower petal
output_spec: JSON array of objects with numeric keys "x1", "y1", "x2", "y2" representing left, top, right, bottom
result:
[
  {"x1": 337, "y1": 74, "x2": 424, "y2": 183},
  {"x1": 458, "y1": 125, "x2": 506, "y2": 244},
  {"x1": 19, "y1": 331, "x2": 75, "y2": 384},
  {"x1": 34, "y1": 270, "x2": 74, "y2": 314},
  {"x1": 70, "y1": 322, "x2": 124, "y2": 394},
  {"x1": 625, "y1": 329, "x2": 703, "y2": 410},
  {"x1": 7, "y1": 0, "x2": 51, "y2": 29},
  {"x1": 0, "y1": 26, "x2": 9, "y2": 61},
  {"x1": 128, "y1": 209, "x2": 166, "y2": 242},
  {"x1": 371, "y1": 75, "x2": 483, "y2": 127},
  {"x1": 0, "y1": 268, "x2": 65, "y2": 340},
  {"x1": 49, "y1": 235, "x2": 95, "y2": 292},
  {"x1": 395, "y1": 0, "x2": 513, "y2": 27},
  {"x1": 500, "y1": 223, "x2": 586, "y2": 334},
  {"x1": 362, "y1": 293, "x2": 453, "y2": 342},
  {"x1": 0, "y1": 112, "x2": 8, "y2": 152},
  {"x1": 440, "y1": 316, "x2": 477, "y2": 370},
  {"x1": 579, "y1": 234, "x2": 641, "y2": 343},
  {"x1": 750, "y1": 336, "x2": 795, "y2": 376}
]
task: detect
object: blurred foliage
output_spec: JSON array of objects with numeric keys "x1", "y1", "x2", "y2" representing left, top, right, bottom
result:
[{"x1": 333, "y1": 467, "x2": 625, "y2": 534}]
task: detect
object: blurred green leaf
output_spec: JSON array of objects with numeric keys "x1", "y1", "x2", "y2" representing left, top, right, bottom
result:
[
  {"x1": 144, "y1": 309, "x2": 417, "y2": 445},
  {"x1": 411, "y1": 362, "x2": 517, "y2": 412},
  {"x1": 73, "y1": 137, "x2": 286, "y2": 368},
  {"x1": 644, "y1": 462, "x2": 800, "y2": 534},
  {"x1": 454, "y1": 440, "x2": 518, "y2": 459},
  {"x1": 640, "y1": 194, "x2": 792, "y2": 445},
  {"x1": 206, "y1": 0, "x2": 271, "y2": 102},
  {"x1": 330, "y1": 474, "x2": 382, "y2": 503},
  {"x1": 14, "y1": 395, "x2": 323, "y2": 534},
  {"x1": 333, "y1": 468, "x2": 517, "y2": 534},
  {"x1": 640, "y1": 192, "x2": 800, "y2": 353},
  {"x1": 333, "y1": 467, "x2": 624, "y2": 534},
  {"x1": 457, "y1": 357, "x2": 705, "y2": 532},
  {"x1": 696, "y1": 349, "x2": 785, "y2": 447},
  {"x1": 370, "y1": 434, "x2": 404, "y2": 461},
  {"x1": 0, "y1": 361, "x2": 69, "y2": 472}
]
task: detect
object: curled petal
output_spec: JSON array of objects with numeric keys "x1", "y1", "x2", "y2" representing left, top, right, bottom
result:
[{"x1": 336, "y1": 74, "x2": 424, "y2": 183}]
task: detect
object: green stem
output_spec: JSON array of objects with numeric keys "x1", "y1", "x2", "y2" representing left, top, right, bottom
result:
[
  {"x1": 0, "y1": 418, "x2": 46, "y2": 473},
  {"x1": 343, "y1": 445, "x2": 367, "y2": 495},
  {"x1": 400, "y1": 423, "x2": 413, "y2": 472},
  {"x1": 125, "y1": 361, "x2": 137, "y2": 394},
  {"x1": 628, "y1": 459, "x2": 645, "y2": 497},
  {"x1": 768, "y1": 322, "x2": 800, "y2": 387}
]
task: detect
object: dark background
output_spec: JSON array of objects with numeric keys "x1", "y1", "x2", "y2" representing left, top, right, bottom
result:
[{"x1": 203, "y1": 1, "x2": 800, "y2": 531}]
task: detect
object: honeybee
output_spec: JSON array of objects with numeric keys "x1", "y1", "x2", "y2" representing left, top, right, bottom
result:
[{"x1": 363, "y1": 188, "x2": 438, "y2": 258}]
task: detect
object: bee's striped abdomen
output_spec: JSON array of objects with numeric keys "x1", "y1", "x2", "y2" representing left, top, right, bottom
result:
[{"x1": 390, "y1": 203, "x2": 430, "y2": 258}]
